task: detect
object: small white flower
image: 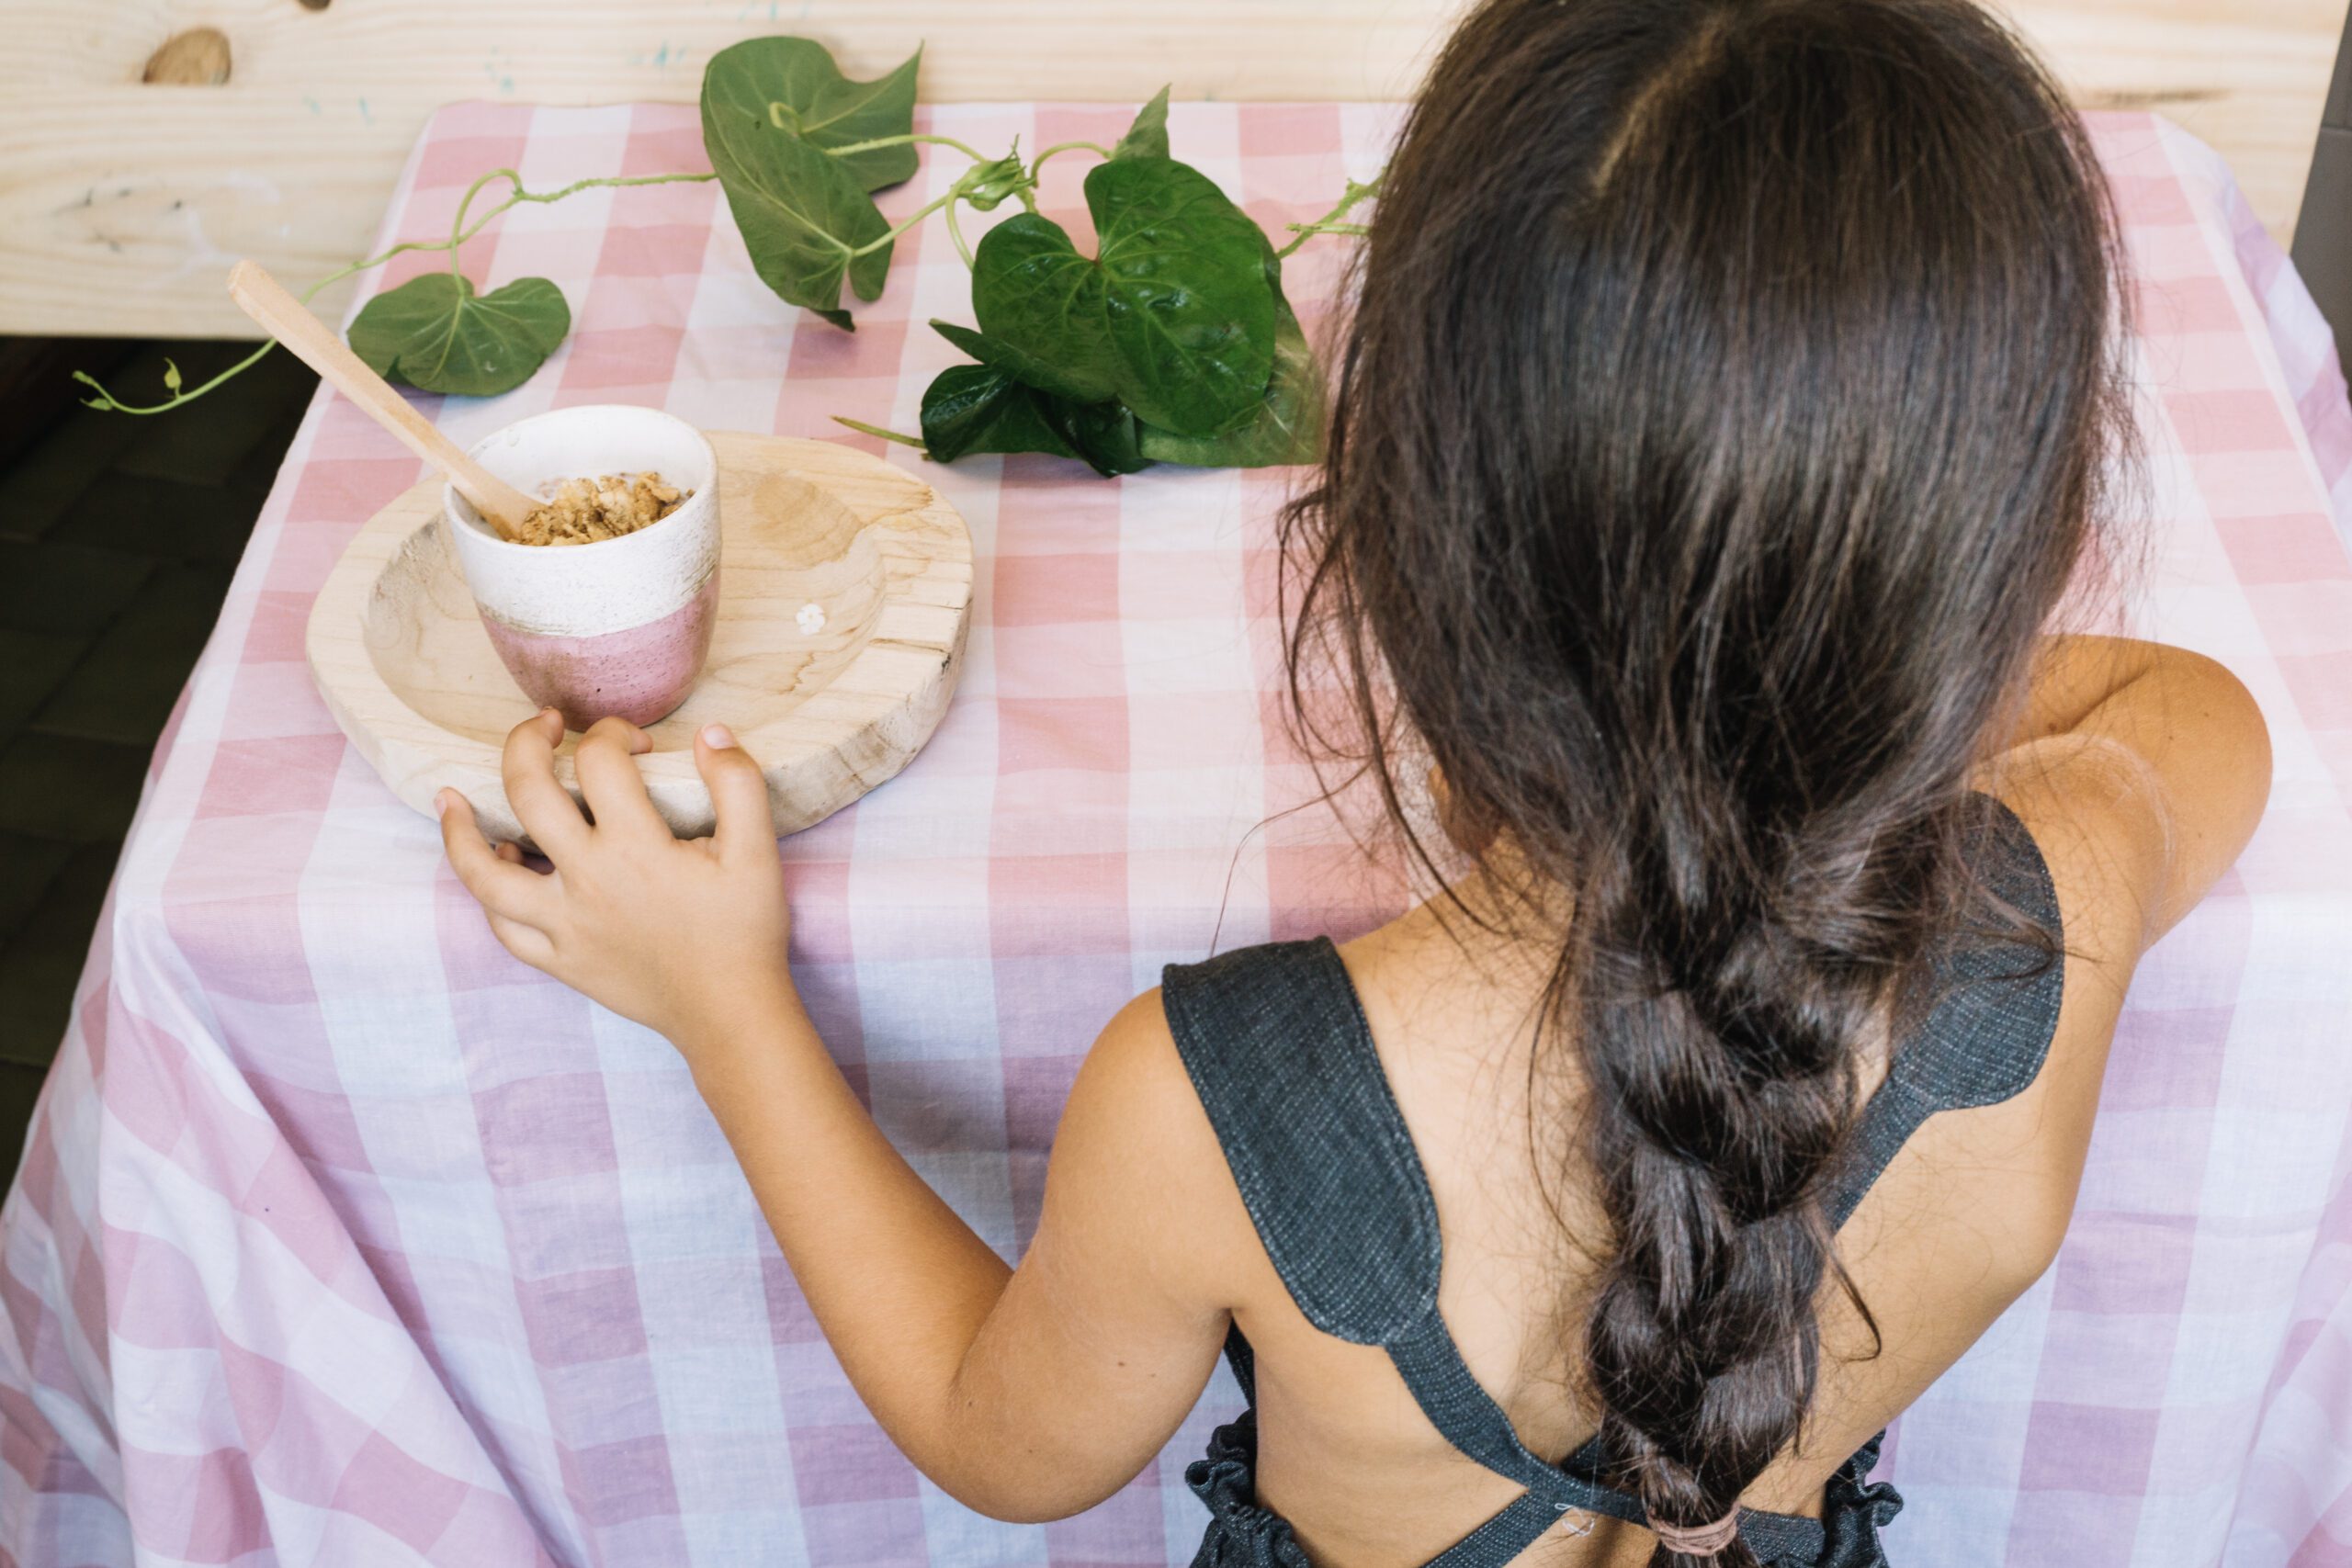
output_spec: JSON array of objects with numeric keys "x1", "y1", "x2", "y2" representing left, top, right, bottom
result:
[{"x1": 796, "y1": 602, "x2": 827, "y2": 636}]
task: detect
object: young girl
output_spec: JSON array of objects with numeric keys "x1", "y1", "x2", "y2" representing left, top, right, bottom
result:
[{"x1": 437, "y1": 0, "x2": 2272, "y2": 1562}]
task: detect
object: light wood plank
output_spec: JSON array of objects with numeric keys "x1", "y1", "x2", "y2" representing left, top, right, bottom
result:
[
  {"x1": 1991, "y1": 0, "x2": 2346, "y2": 259},
  {"x1": 3, "y1": 0, "x2": 2340, "y2": 338}
]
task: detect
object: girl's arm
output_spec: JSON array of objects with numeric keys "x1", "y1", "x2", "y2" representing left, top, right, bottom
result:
[
  {"x1": 1786, "y1": 637, "x2": 2270, "y2": 1496},
  {"x1": 438, "y1": 710, "x2": 1241, "y2": 1521},
  {"x1": 1949, "y1": 633, "x2": 2269, "y2": 1259},
  {"x1": 1990, "y1": 633, "x2": 2271, "y2": 948}
]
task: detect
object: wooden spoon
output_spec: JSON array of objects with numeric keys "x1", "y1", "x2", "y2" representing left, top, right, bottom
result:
[{"x1": 226, "y1": 259, "x2": 537, "y2": 542}]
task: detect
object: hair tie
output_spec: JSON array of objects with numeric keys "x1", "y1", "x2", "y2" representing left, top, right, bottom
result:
[{"x1": 1652, "y1": 1507, "x2": 1741, "y2": 1558}]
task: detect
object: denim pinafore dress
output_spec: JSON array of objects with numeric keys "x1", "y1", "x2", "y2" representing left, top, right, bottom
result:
[{"x1": 1160, "y1": 796, "x2": 2065, "y2": 1568}]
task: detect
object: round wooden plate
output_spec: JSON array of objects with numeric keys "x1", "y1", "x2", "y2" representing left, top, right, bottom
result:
[{"x1": 307, "y1": 431, "x2": 973, "y2": 842}]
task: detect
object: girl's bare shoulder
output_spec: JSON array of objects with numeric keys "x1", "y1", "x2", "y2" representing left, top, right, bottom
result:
[
  {"x1": 1054, "y1": 986, "x2": 1312, "y2": 1314},
  {"x1": 1965, "y1": 639, "x2": 2270, "y2": 1206}
]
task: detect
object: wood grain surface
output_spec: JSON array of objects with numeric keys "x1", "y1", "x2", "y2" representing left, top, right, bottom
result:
[
  {"x1": 5, "y1": 0, "x2": 2342, "y2": 337},
  {"x1": 306, "y1": 430, "x2": 974, "y2": 843}
]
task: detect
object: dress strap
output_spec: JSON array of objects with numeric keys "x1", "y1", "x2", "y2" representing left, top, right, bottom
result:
[
  {"x1": 1418, "y1": 1495, "x2": 1574, "y2": 1568},
  {"x1": 1162, "y1": 938, "x2": 1444, "y2": 1344},
  {"x1": 1169, "y1": 938, "x2": 1839, "y2": 1568},
  {"x1": 1385, "y1": 1314, "x2": 1637, "y2": 1515},
  {"x1": 1826, "y1": 795, "x2": 2066, "y2": 1229},
  {"x1": 1391, "y1": 1308, "x2": 1828, "y2": 1568}
]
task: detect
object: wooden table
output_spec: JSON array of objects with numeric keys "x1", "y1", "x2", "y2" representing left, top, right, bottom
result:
[{"x1": 4, "y1": 95, "x2": 2352, "y2": 1566}]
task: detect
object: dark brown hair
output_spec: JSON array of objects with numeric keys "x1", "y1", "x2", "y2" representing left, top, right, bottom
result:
[{"x1": 1282, "y1": 1, "x2": 2126, "y2": 1561}]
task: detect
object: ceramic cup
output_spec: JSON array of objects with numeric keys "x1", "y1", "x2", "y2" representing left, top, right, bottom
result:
[{"x1": 444, "y1": 405, "x2": 721, "y2": 732}]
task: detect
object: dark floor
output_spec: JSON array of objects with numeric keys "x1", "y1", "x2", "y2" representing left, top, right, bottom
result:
[{"x1": 0, "y1": 339, "x2": 318, "y2": 1169}]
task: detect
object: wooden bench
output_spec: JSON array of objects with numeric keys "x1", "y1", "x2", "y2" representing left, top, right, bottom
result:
[{"x1": 2, "y1": 2, "x2": 2346, "y2": 343}]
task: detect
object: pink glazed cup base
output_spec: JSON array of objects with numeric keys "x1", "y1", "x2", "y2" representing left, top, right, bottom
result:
[
  {"x1": 444, "y1": 406, "x2": 724, "y2": 735},
  {"x1": 479, "y1": 571, "x2": 721, "y2": 731}
]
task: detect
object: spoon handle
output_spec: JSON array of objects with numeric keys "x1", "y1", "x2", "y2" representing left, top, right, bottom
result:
[{"x1": 226, "y1": 260, "x2": 537, "y2": 541}]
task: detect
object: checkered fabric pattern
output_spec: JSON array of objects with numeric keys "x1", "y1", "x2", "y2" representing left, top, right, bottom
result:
[{"x1": 1, "y1": 102, "x2": 2347, "y2": 1568}]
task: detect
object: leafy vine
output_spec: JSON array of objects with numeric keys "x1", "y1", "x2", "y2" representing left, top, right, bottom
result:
[{"x1": 78, "y1": 37, "x2": 1376, "y2": 479}]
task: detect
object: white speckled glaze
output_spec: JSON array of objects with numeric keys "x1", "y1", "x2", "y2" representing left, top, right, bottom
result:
[{"x1": 444, "y1": 405, "x2": 720, "y2": 640}]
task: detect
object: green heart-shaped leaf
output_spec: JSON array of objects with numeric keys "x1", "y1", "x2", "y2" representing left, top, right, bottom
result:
[
  {"x1": 970, "y1": 156, "x2": 1275, "y2": 437},
  {"x1": 1047, "y1": 399, "x2": 1151, "y2": 477},
  {"x1": 346, "y1": 272, "x2": 571, "y2": 398},
  {"x1": 1137, "y1": 299, "x2": 1320, "y2": 468},
  {"x1": 930, "y1": 319, "x2": 1104, "y2": 407},
  {"x1": 704, "y1": 51, "x2": 895, "y2": 328},
  {"x1": 966, "y1": 219, "x2": 1125, "y2": 402},
  {"x1": 1112, "y1": 87, "x2": 1171, "y2": 162},
  {"x1": 920, "y1": 366, "x2": 1080, "y2": 464},
  {"x1": 918, "y1": 366, "x2": 1151, "y2": 479},
  {"x1": 708, "y1": 38, "x2": 923, "y2": 193},
  {"x1": 1138, "y1": 243, "x2": 1322, "y2": 468}
]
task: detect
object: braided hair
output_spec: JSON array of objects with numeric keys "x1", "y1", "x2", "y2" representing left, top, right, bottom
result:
[{"x1": 1282, "y1": 2, "x2": 2126, "y2": 1560}]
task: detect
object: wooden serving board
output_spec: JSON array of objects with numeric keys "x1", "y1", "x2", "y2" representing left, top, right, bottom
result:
[{"x1": 307, "y1": 431, "x2": 973, "y2": 842}]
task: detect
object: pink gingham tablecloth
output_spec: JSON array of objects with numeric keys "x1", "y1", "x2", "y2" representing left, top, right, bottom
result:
[{"x1": 4, "y1": 102, "x2": 2351, "y2": 1568}]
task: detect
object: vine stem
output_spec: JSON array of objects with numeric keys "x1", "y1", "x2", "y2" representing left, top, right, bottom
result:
[
  {"x1": 825, "y1": 130, "x2": 994, "y2": 166},
  {"x1": 77, "y1": 169, "x2": 714, "y2": 415},
  {"x1": 849, "y1": 189, "x2": 961, "y2": 259},
  {"x1": 833, "y1": 416, "x2": 927, "y2": 450},
  {"x1": 1031, "y1": 140, "x2": 1113, "y2": 174},
  {"x1": 1272, "y1": 173, "x2": 1385, "y2": 260},
  {"x1": 944, "y1": 200, "x2": 976, "y2": 270},
  {"x1": 443, "y1": 168, "x2": 717, "y2": 276}
]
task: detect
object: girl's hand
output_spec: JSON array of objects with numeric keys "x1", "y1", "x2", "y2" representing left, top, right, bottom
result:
[{"x1": 436, "y1": 708, "x2": 798, "y2": 1058}]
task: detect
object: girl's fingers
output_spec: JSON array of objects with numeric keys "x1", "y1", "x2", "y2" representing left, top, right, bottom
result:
[
  {"x1": 502, "y1": 708, "x2": 590, "y2": 860},
  {"x1": 437, "y1": 790, "x2": 556, "y2": 927},
  {"x1": 695, "y1": 723, "x2": 778, "y2": 863},
  {"x1": 493, "y1": 841, "x2": 558, "y2": 874},
  {"x1": 486, "y1": 909, "x2": 558, "y2": 971},
  {"x1": 573, "y1": 716, "x2": 665, "y2": 838}
]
